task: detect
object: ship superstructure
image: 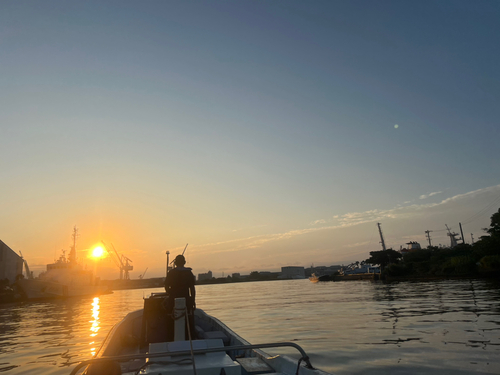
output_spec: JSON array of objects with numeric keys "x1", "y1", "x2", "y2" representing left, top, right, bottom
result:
[{"x1": 17, "y1": 227, "x2": 108, "y2": 300}]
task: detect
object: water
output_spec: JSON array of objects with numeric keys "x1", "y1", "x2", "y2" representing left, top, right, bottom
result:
[{"x1": 1, "y1": 279, "x2": 499, "y2": 374}]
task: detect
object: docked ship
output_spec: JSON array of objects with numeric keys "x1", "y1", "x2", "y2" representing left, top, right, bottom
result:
[{"x1": 17, "y1": 227, "x2": 109, "y2": 300}]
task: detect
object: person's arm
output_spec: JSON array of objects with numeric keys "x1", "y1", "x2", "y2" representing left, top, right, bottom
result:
[
  {"x1": 164, "y1": 273, "x2": 170, "y2": 293},
  {"x1": 190, "y1": 274, "x2": 196, "y2": 309}
]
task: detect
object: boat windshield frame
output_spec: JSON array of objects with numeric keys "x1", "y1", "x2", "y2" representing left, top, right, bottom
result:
[{"x1": 69, "y1": 341, "x2": 315, "y2": 375}]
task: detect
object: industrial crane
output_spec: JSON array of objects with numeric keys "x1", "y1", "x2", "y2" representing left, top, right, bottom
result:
[
  {"x1": 101, "y1": 241, "x2": 134, "y2": 280},
  {"x1": 19, "y1": 251, "x2": 33, "y2": 279},
  {"x1": 445, "y1": 225, "x2": 461, "y2": 248},
  {"x1": 138, "y1": 267, "x2": 148, "y2": 279}
]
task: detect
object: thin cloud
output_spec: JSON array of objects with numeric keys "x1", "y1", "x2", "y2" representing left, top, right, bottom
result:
[
  {"x1": 187, "y1": 184, "x2": 500, "y2": 257},
  {"x1": 345, "y1": 241, "x2": 371, "y2": 248},
  {"x1": 419, "y1": 191, "x2": 443, "y2": 200},
  {"x1": 310, "y1": 219, "x2": 326, "y2": 225},
  {"x1": 437, "y1": 184, "x2": 499, "y2": 204}
]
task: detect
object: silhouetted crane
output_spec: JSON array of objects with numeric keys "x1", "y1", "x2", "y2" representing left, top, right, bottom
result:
[
  {"x1": 138, "y1": 267, "x2": 148, "y2": 279},
  {"x1": 19, "y1": 251, "x2": 33, "y2": 279},
  {"x1": 101, "y1": 241, "x2": 134, "y2": 280}
]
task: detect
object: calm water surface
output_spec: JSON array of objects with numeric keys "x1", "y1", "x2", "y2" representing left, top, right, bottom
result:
[{"x1": 0, "y1": 279, "x2": 499, "y2": 374}]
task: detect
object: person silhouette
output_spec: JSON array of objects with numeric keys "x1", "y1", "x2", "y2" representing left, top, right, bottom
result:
[{"x1": 164, "y1": 254, "x2": 196, "y2": 340}]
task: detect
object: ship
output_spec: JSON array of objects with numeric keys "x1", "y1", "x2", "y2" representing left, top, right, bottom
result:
[{"x1": 17, "y1": 226, "x2": 109, "y2": 300}]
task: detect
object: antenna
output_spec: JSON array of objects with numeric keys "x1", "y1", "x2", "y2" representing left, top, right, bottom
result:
[
  {"x1": 69, "y1": 226, "x2": 79, "y2": 263},
  {"x1": 166, "y1": 250, "x2": 170, "y2": 278},
  {"x1": 425, "y1": 230, "x2": 433, "y2": 247}
]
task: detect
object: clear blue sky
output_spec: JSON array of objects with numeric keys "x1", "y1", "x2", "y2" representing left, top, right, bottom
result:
[{"x1": 1, "y1": 1, "x2": 499, "y2": 278}]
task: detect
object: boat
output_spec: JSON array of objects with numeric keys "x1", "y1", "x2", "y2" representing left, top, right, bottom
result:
[
  {"x1": 70, "y1": 292, "x2": 332, "y2": 375},
  {"x1": 309, "y1": 273, "x2": 338, "y2": 282},
  {"x1": 17, "y1": 227, "x2": 109, "y2": 300},
  {"x1": 340, "y1": 264, "x2": 380, "y2": 275},
  {"x1": 309, "y1": 273, "x2": 319, "y2": 283}
]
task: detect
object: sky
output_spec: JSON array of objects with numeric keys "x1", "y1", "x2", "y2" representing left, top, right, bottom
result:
[{"x1": 1, "y1": 0, "x2": 500, "y2": 279}]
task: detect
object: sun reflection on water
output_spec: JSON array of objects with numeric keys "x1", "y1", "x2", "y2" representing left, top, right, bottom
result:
[{"x1": 89, "y1": 297, "x2": 100, "y2": 356}]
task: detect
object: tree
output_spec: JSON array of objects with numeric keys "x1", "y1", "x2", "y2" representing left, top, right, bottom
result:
[
  {"x1": 475, "y1": 207, "x2": 500, "y2": 259},
  {"x1": 403, "y1": 249, "x2": 432, "y2": 263},
  {"x1": 365, "y1": 249, "x2": 402, "y2": 271},
  {"x1": 483, "y1": 208, "x2": 500, "y2": 238}
]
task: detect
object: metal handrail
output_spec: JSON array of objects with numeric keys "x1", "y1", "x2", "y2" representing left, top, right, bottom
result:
[{"x1": 69, "y1": 341, "x2": 314, "y2": 374}]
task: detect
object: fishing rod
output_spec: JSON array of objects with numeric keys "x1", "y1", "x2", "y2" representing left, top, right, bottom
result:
[
  {"x1": 165, "y1": 243, "x2": 188, "y2": 277},
  {"x1": 169, "y1": 243, "x2": 188, "y2": 265}
]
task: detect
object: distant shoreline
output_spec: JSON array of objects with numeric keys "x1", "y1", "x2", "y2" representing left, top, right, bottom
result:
[{"x1": 313, "y1": 271, "x2": 500, "y2": 283}]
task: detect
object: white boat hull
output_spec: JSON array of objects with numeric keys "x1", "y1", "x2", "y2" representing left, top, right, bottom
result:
[
  {"x1": 72, "y1": 293, "x2": 332, "y2": 375},
  {"x1": 17, "y1": 278, "x2": 109, "y2": 300}
]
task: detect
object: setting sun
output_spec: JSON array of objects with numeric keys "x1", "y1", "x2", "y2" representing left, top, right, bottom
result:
[{"x1": 91, "y1": 246, "x2": 105, "y2": 259}]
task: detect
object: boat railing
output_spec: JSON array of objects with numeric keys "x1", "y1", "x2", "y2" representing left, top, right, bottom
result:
[{"x1": 69, "y1": 341, "x2": 315, "y2": 375}]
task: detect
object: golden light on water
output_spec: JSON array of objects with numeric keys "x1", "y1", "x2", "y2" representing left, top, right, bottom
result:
[
  {"x1": 91, "y1": 246, "x2": 105, "y2": 259},
  {"x1": 90, "y1": 297, "x2": 100, "y2": 356}
]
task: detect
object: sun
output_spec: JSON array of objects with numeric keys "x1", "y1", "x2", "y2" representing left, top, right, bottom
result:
[{"x1": 91, "y1": 246, "x2": 105, "y2": 259}]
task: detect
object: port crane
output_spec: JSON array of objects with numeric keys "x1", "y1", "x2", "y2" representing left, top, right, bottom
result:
[
  {"x1": 19, "y1": 251, "x2": 34, "y2": 279},
  {"x1": 377, "y1": 223, "x2": 387, "y2": 251},
  {"x1": 445, "y1": 225, "x2": 461, "y2": 248},
  {"x1": 101, "y1": 241, "x2": 134, "y2": 280},
  {"x1": 138, "y1": 267, "x2": 148, "y2": 279}
]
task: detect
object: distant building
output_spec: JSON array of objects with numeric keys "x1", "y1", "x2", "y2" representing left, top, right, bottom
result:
[
  {"x1": 231, "y1": 273, "x2": 240, "y2": 279},
  {"x1": 198, "y1": 270, "x2": 213, "y2": 282},
  {"x1": 305, "y1": 265, "x2": 341, "y2": 277},
  {"x1": 400, "y1": 241, "x2": 422, "y2": 255},
  {"x1": 256, "y1": 271, "x2": 274, "y2": 280},
  {"x1": 279, "y1": 266, "x2": 305, "y2": 279},
  {"x1": 407, "y1": 241, "x2": 421, "y2": 250},
  {"x1": 0, "y1": 240, "x2": 23, "y2": 284}
]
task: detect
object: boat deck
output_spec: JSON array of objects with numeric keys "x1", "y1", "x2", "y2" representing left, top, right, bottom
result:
[{"x1": 73, "y1": 292, "x2": 330, "y2": 375}]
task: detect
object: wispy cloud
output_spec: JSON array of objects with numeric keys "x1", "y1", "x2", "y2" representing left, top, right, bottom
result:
[
  {"x1": 345, "y1": 241, "x2": 371, "y2": 248},
  {"x1": 419, "y1": 191, "x2": 443, "y2": 200},
  {"x1": 310, "y1": 219, "x2": 326, "y2": 225},
  {"x1": 438, "y1": 185, "x2": 499, "y2": 204},
  {"x1": 187, "y1": 184, "x2": 500, "y2": 257}
]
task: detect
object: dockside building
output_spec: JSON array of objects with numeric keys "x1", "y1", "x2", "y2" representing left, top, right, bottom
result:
[
  {"x1": 0, "y1": 240, "x2": 23, "y2": 284},
  {"x1": 279, "y1": 266, "x2": 305, "y2": 279}
]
